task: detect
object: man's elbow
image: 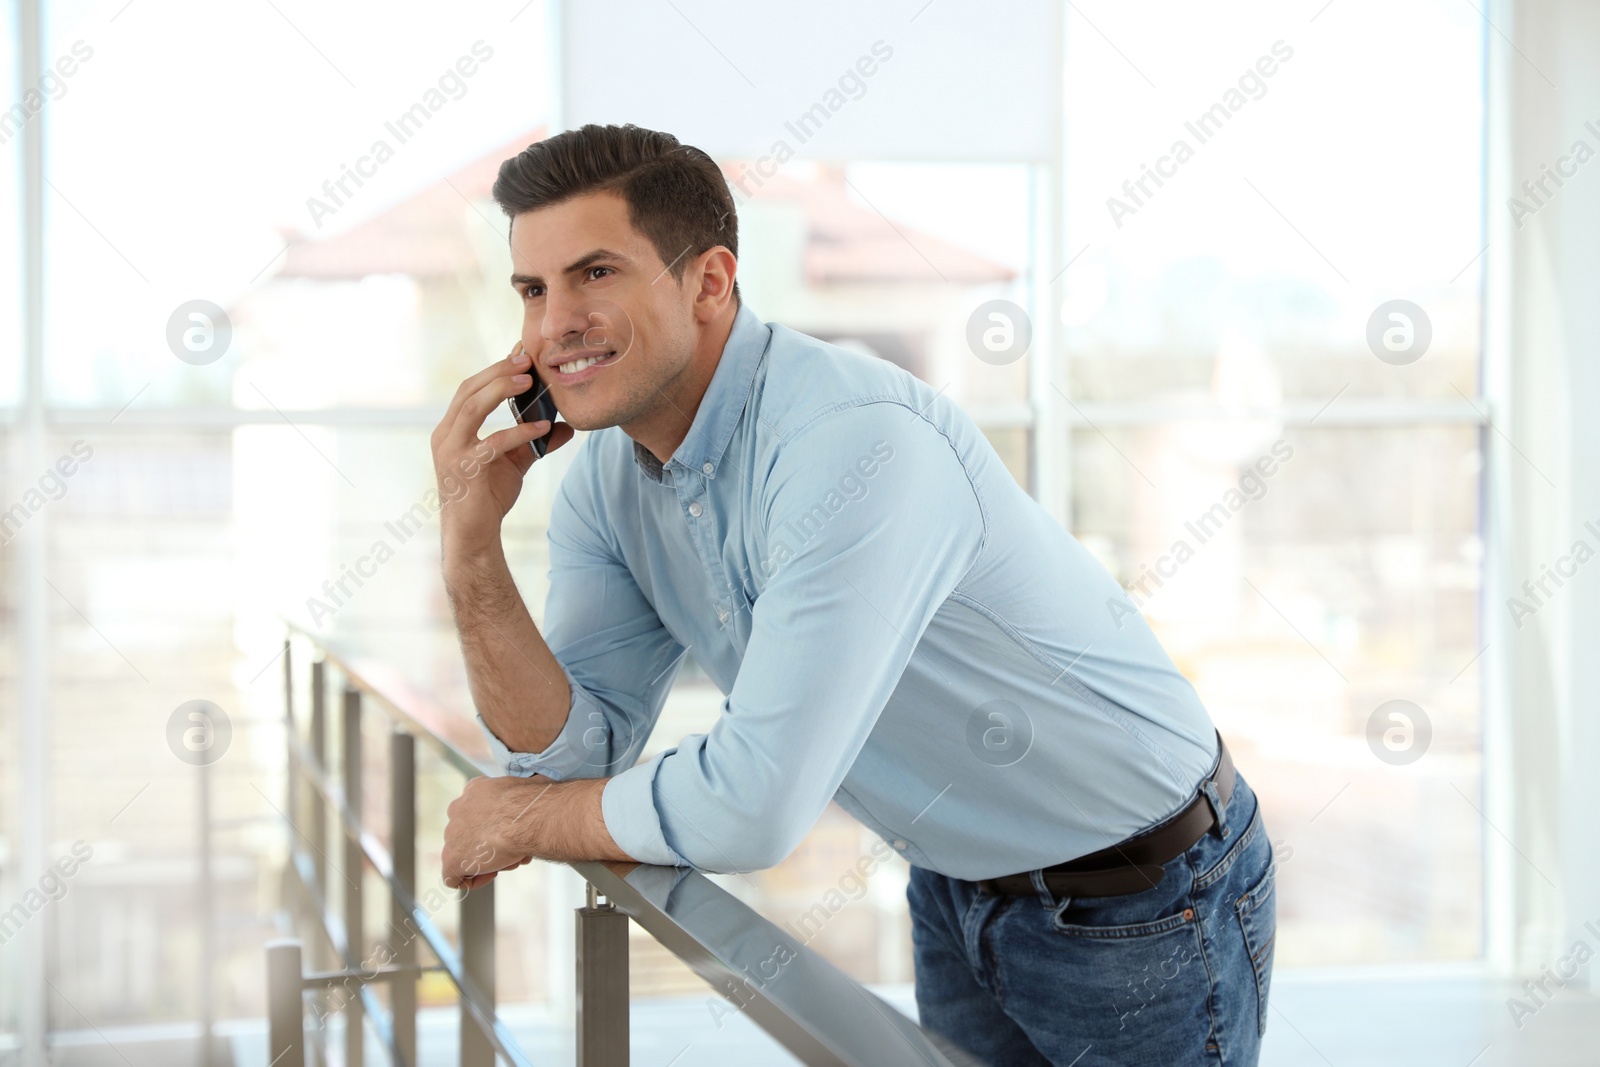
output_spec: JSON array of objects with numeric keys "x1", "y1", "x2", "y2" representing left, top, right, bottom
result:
[
  {"x1": 690, "y1": 843, "x2": 785, "y2": 875},
  {"x1": 498, "y1": 721, "x2": 639, "y2": 782},
  {"x1": 679, "y1": 811, "x2": 807, "y2": 874}
]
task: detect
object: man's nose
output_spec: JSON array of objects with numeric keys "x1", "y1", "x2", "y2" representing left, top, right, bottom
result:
[{"x1": 540, "y1": 292, "x2": 592, "y2": 349}]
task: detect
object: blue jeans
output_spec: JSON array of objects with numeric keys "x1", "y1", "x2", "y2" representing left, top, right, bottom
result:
[{"x1": 907, "y1": 770, "x2": 1276, "y2": 1066}]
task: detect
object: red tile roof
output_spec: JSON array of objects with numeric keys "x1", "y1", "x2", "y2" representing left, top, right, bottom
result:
[
  {"x1": 276, "y1": 126, "x2": 545, "y2": 280},
  {"x1": 276, "y1": 131, "x2": 1015, "y2": 287},
  {"x1": 727, "y1": 162, "x2": 1016, "y2": 285}
]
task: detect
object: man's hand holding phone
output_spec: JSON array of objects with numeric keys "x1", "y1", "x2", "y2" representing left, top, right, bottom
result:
[{"x1": 430, "y1": 340, "x2": 575, "y2": 563}]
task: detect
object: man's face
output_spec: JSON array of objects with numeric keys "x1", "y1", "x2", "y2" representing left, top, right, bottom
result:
[{"x1": 509, "y1": 190, "x2": 696, "y2": 433}]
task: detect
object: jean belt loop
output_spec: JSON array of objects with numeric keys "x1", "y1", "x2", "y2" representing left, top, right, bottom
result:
[
  {"x1": 1201, "y1": 777, "x2": 1230, "y2": 839},
  {"x1": 1027, "y1": 868, "x2": 1056, "y2": 909}
]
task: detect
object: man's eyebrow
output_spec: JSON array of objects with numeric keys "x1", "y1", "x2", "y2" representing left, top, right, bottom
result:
[{"x1": 509, "y1": 248, "x2": 632, "y2": 288}]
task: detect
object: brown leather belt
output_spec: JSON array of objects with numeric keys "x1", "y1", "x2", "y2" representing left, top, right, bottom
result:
[{"x1": 976, "y1": 733, "x2": 1235, "y2": 899}]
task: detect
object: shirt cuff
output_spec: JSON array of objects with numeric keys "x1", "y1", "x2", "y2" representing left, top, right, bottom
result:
[
  {"x1": 601, "y1": 749, "x2": 691, "y2": 867},
  {"x1": 474, "y1": 666, "x2": 615, "y2": 781}
]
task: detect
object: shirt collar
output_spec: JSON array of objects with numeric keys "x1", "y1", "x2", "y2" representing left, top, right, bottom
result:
[{"x1": 631, "y1": 299, "x2": 769, "y2": 483}]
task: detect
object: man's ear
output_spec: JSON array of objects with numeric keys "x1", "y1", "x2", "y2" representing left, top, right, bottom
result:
[{"x1": 691, "y1": 245, "x2": 738, "y2": 323}]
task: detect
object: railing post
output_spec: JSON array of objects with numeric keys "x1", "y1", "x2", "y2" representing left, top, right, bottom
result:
[
  {"x1": 309, "y1": 657, "x2": 329, "y2": 955},
  {"x1": 342, "y1": 685, "x2": 365, "y2": 1067},
  {"x1": 390, "y1": 729, "x2": 418, "y2": 1066},
  {"x1": 198, "y1": 757, "x2": 215, "y2": 1065},
  {"x1": 576, "y1": 883, "x2": 630, "y2": 1066},
  {"x1": 266, "y1": 940, "x2": 307, "y2": 1067},
  {"x1": 283, "y1": 638, "x2": 295, "y2": 830},
  {"x1": 461, "y1": 881, "x2": 496, "y2": 1067}
]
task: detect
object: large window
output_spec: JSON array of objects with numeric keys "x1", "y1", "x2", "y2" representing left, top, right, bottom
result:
[
  {"x1": 1, "y1": 0, "x2": 1489, "y2": 1049},
  {"x1": 1058, "y1": 0, "x2": 1487, "y2": 963}
]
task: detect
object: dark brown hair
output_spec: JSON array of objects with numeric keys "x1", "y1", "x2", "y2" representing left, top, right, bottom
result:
[{"x1": 492, "y1": 123, "x2": 740, "y2": 301}]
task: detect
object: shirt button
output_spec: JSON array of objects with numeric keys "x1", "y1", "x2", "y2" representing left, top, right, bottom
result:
[
  {"x1": 716, "y1": 604, "x2": 730, "y2": 622},
  {"x1": 688, "y1": 501, "x2": 703, "y2": 518},
  {"x1": 892, "y1": 839, "x2": 908, "y2": 850},
  {"x1": 702, "y1": 461, "x2": 715, "y2": 475}
]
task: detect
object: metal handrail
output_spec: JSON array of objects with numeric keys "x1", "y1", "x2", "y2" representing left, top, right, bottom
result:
[{"x1": 269, "y1": 621, "x2": 977, "y2": 1067}]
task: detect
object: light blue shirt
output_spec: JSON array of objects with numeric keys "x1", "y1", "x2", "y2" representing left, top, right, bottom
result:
[{"x1": 478, "y1": 300, "x2": 1220, "y2": 878}]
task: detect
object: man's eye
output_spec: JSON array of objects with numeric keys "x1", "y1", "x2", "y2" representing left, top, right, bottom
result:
[
  {"x1": 521, "y1": 284, "x2": 542, "y2": 299},
  {"x1": 588, "y1": 266, "x2": 613, "y2": 281}
]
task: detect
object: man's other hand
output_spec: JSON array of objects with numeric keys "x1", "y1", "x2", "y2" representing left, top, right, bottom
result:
[{"x1": 441, "y1": 774, "x2": 545, "y2": 890}]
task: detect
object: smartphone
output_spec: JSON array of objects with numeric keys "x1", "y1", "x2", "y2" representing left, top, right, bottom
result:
[{"x1": 506, "y1": 355, "x2": 560, "y2": 457}]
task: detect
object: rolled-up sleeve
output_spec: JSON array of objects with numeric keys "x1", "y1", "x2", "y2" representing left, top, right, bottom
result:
[
  {"x1": 476, "y1": 458, "x2": 685, "y2": 788},
  {"x1": 599, "y1": 404, "x2": 986, "y2": 871}
]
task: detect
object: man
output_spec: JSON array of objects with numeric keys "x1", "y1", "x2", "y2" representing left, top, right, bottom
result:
[{"x1": 433, "y1": 123, "x2": 1276, "y2": 1065}]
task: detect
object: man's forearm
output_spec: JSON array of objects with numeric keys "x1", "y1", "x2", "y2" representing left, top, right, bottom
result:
[
  {"x1": 444, "y1": 546, "x2": 572, "y2": 754},
  {"x1": 506, "y1": 777, "x2": 635, "y2": 864}
]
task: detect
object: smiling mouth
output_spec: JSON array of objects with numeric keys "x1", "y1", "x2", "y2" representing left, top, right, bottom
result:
[{"x1": 553, "y1": 349, "x2": 619, "y2": 375}]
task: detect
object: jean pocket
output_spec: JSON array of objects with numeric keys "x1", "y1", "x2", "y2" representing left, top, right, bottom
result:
[
  {"x1": 1049, "y1": 883, "x2": 1197, "y2": 941},
  {"x1": 1234, "y1": 848, "x2": 1277, "y2": 1037},
  {"x1": 1045, "y1": 894, "x2": 1208, "y2": 1042}
]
